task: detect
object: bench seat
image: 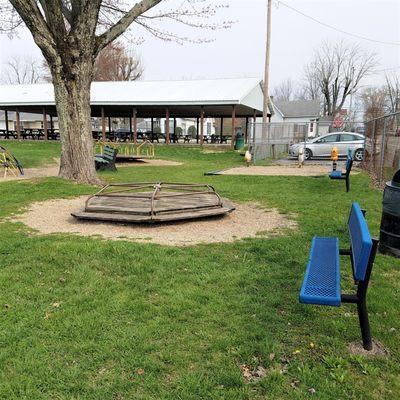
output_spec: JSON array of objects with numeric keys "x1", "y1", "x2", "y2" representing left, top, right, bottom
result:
[
  {"x1": 299, "y1": 237, "x2": 341, "y2": 306},
  {"x1": 329, "y1": 170, "x2": 344, "y2": 179}
]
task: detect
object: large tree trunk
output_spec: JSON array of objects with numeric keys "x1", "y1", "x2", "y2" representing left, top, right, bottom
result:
[{"x1": 52, "y1": 62, "x2": 102, "y2": 185}]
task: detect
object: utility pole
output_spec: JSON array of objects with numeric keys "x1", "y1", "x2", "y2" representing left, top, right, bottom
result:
[{"x1": 263, "y1": 0, "x2": 272, "y2": 125}]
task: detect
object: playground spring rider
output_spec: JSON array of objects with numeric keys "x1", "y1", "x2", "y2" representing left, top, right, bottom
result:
[{"x1": 331, "y1": 146, "x2": 338, "y2": 171}]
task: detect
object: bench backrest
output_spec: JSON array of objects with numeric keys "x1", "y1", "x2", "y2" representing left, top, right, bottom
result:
[
  {"x1": 103, "y1": 145, "x2": 117, "y2": 161},
  {"x1": 348, "y1": 202, "x2": 373, "y2": 281},
  {"x1": 345, "y1": 156, "x2": 353, "y2": 175}
]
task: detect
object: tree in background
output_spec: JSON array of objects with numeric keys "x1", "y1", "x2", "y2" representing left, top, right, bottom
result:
[
  {"x1": 361, "y1": 87, "x2": 387, "y2": 120},
  {"x1": 385, "y1": 73, "x2": 400, "y2": 114},
  {"x1": 360, "y1": 73, "x2": 400, "y2": 121},
  {"x1": 1, "y1": 0, "x2": 232, "y2": 184},
  {"x1": 299, "y1": 64, "x2": 321, "y2": 101},
  {"x1": 306, "y1": 41, "x2": 377, "y2": 116},
  {"x1": 1, "y1": 55, "x2": 44, "y2": 84},
  {"x1": 188, "y1": 125, "x2": 197, "y2": 138},
  {"x1": 94, "y1": 42, "x2": 142, "y2": 81},
  {"x1": 271, "y1": 78, "x2": 296, "y2": 102},
  {"x1": 272, "y1": 41, "x2": 377, "y2": 118}
]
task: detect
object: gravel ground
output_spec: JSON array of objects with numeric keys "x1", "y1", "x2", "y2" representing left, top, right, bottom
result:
[
  {"x1": 16, "y1": 197, "x2": 296, "y2": 246},
  {"x1": 221, "y1": 165, "x2": 331, "y2": 176},
  {"x1": 118, "y1": 159, "x2": 182, "y2": 167}
]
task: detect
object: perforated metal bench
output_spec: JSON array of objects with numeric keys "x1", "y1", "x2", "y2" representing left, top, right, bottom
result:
[
  {"x1": 299, "y1": 203, "x2": 379, "y2": 350},
  {"x1": 329, "y1": 156, "x2": 353, "y2": 192}
]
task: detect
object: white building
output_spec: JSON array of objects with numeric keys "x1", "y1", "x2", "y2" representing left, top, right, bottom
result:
[{"x1": 271, "y1": 100, "x2": 321, "y2": 137}]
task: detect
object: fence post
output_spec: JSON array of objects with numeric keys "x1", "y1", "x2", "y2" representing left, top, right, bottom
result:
[
  {"x1": 371, "y1": 119, "x2": 377, "y2": 174},
  {"x1": 378, "y1": 117, "x2": 388, "y2": 184}
]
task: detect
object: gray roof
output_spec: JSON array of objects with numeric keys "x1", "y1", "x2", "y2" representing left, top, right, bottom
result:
[{"x1": 274, "y1": 100, "x2": 321, "y2": 118}]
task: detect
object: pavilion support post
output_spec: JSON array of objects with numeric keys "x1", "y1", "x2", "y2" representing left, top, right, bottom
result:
[
  {"x1": 165, "y1": 107, "x2": 170, "y2": 144},
  {"x1": 196, "y1": 118, "x2": 199, "y2": 144},
  {"x1": 220, "y1": 117, "x2": 223, "y2": 144},
  {"x1": 245, "y1": 117, "x2": 249, "y2": 143},
  {"x1": 129, "y1": 113, "x2": 132, "y2": 139},
  {"x1": 252, "y1": 109, "x2": 257, "y2": 152},
  {"x1": 200, "y1": 106, "x2": 204, "y2": 146},
  {"x1": 43, "y1": 107, "x2": 48, "y2": 140},
  {"x1": 101, "y1": 107, "x2": 106, "y2": 141},
  {"x1": 133, "y1": 108, "x2": 137, "y2": 143},
  {"x1": 5, "y1": 110, "x2": 9, "y2": 137},
  {"x1": 231, "y1": 105, "x2": 237, "y2": 149},
  {"x1": 16, "y1": 108, "x2": 21, "y2": 140},
  {"x1": 50, "y1": 115, "x2": 53, "y2": 130},
  {"x1": 173, "y1": 117, "x2": 177, "y2": 143},
  {"x1": 151, "y1": 118, "x2": 154, "y2": 142},
  {"x1": 108, "y1": 117, "x2": 112, "y2": 140}
]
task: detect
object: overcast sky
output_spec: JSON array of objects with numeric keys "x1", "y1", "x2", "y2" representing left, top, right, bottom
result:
[{"x1": 0, "y1": 0, "x2": 399, "y2": 89}]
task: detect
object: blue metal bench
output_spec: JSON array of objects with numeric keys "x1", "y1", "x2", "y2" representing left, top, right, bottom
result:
[
  {"x1": 329, "y1": 156, "x2": 353, "y2": 192},
  {"x1": 299, "y1": 203, "x2": 378, "y2": 350}
]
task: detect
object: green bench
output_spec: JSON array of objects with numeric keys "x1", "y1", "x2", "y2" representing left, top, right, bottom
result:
[{"x1": 95, "y1": 145, "x2": 118, "y2": 171}]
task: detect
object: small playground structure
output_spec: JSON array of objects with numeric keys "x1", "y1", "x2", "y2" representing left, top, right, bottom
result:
[
  {"x1": 72, "y1": 182, "x2": 235, "y2": 223},
  {"x1": 0, "y1": 145, "x2": 24, "y2": 178},
  {"x1": 95, "y1": 140, "x2": 155, "y2": 161}
]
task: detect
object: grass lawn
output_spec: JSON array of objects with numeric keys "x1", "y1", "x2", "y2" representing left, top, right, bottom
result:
[{"x1": 0, "y1": 142, "x2": 399, "y2": 399}]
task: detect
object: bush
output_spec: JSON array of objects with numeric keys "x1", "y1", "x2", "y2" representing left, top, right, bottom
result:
[{"x1": 188, "y1": 125, "x2": 197, "y2": 138}]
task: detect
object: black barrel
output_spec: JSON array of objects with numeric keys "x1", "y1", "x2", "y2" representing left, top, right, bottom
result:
[{"x1": 379, "y1": 169, "x2": 400, "y2": 257}]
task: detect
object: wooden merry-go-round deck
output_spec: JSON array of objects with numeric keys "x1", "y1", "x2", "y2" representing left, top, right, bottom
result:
[{"x1": 72, "y1": 183, "x2": 235, "y2": 223}]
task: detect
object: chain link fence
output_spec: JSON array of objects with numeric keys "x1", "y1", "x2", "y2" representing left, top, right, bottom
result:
[
  {"x1": 361, "y1": 112, "x2": 400, "y2": 186},
  {"x1": 248, "y1": 115, "x2": 400, "y2": 187},
  {"x1": 248, "y1": 122, "x2": 311, "y2": 162}
]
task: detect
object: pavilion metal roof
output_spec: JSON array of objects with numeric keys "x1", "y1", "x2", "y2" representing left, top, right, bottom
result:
[{"x1": 0, "y1": 78, "x2": 267, "y2": 118}]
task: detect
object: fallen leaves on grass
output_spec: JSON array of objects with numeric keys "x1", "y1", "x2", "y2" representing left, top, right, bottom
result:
[{"x1": 240, "y1": 364, "x2": 267, "y2": 382}]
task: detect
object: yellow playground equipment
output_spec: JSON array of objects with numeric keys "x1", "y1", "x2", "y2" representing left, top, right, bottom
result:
[
  {"x1": 0, "y1": 146, "x2": 24, "y2": 178},
  {"x1": 95, "y1": 140, "x2": 155, "y2": 160}
]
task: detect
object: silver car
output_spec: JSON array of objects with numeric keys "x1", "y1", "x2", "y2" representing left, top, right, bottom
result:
[{"x1": 289, "y1": 132, "x2": 365, "y2": 161}]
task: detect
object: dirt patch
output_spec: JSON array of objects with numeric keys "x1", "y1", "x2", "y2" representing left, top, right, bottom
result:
[
  {"x1": 0, "y1": 164, "x2": 59, "y2": 182},
  {"x1": 117, "y1": 159, "x2": 182, "y2": 167},
  {"x1": 0, "y1": 159, "x2": 181, "y2": 183},
  {"x1": 348, "y1": 340, "x2": 390, "y2": 357},
  {"x1": 15, "y1": 197, "x2": 296, "y2": 246},
  {"x1": 220, "y1": 165, "x2": 331, "y2": 177},
  {"x1": 201, "y1": 149, "x2": 225, "y2": 154}
]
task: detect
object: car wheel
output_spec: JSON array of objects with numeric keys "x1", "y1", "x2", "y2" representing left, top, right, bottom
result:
[
  {"x1": 354, "y1": 148, "x2": 364, "y2": 161},
  {"x1": 305, "y1": 148, "x2": 312, "y2": 160}
]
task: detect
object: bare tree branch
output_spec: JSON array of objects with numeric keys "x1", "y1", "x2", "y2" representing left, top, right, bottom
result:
[
  {"x1": 96, "y1": 0, "x2": 163, "y2": 50},
  {"x1": 1, "y1": 55, "x2": 45, "y2": 84},
  {"x1": 305, "y1": 41, "x2": 377, "y2": 116}
]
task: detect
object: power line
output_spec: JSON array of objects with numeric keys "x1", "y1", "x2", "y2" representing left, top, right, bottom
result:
[
  {"x1": 276, "y1": 0, "x2": 400, "y2": 46},
  {"x1": 373, "y1": 66, "x2": 400, "y2": 73}
]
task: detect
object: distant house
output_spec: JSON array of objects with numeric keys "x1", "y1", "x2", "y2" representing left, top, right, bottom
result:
[{"x1": 270, "y1": 100, "x2": 321, "y2": 137}]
